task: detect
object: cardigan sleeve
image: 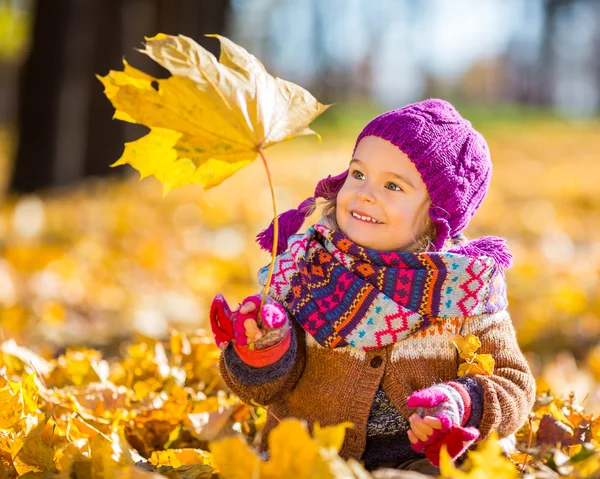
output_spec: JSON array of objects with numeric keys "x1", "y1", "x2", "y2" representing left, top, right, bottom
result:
[
  {"x1": 218, "y1": 318, "x2": 306, "y2": 407},
  {"x1": 453, "y1": 376, "x2": 485, "y2": 429},
  {"x1": 458, "y1": 309, "x2": 536, "y2": 439}
]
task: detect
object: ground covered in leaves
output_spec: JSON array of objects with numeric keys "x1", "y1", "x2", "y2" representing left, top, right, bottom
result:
[{"x1": 0, "y1": 115, "x2": 600, "y2": 477}]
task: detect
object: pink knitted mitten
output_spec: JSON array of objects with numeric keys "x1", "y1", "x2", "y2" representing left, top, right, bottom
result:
[
  {"x1": 209, "y1": 294, "x2": 288, "y2": 349},
  {"x1": 407, "y1": 385, "x2": 480, "y2": 467},
  {"x1": 422, "y1": 424, "x2": 479, "y2": 467}
]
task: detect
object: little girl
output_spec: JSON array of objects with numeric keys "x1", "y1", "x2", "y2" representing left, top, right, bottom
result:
[{"x1": 210, "y1": 99, "x2": 536, "y2": 473}]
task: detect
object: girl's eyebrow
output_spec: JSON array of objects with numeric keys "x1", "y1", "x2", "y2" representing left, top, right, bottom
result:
[{"x1": 350, "y1": 158, "x2": 415, "y2": 188}]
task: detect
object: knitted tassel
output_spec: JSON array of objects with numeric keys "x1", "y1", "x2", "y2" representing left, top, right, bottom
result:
[
  {"x1": 449, "y1": 236, "x2": 513, "y2": 269},
  {"x1": 256, "y1": 197, "x2": 316, "y2": 255}
]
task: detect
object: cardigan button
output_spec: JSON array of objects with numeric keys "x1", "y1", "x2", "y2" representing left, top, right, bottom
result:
[{"x1": 370, "y1": 356, "x2": 383, "y2": 368}]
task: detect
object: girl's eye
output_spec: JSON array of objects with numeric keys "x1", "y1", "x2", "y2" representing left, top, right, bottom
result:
[{"x1": 351, "y1": 170, "x2": 403, "y2": 192}]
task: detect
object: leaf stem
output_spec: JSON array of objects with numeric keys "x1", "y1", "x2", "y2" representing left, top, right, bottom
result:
[
  {"x1": 521, "y1": 414, "x2": 534, "y2": 473},
  {"x1": 258, "y1": 150, "x2": 278, "y2": 320}
]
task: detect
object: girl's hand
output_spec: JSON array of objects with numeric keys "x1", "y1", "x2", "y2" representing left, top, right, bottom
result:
[
  {"x1": 408, "y1": 414, "x2": 443, "y2": 444},
  {"x1": 406, "y1": 385, "x2": 481, "y2": 466},
  {"x1": 238, "y1": 300, "x2": 263, "y2": 343},
  {"x1": 210, "y1": 293, "x2": 289, "y2": 350},
  {"x1": 408, "y1": 413, "x2": 480, "y2": 467},
  {"x1": 234, "y1": 294, "x2": 290, "y2": 349}
]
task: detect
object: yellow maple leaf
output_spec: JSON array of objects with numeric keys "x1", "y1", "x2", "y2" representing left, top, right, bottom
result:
[
  {"x1": 20, "y1": 373, "x2": 42, "y2": 416},
  {"x1": 452, "y1": 334, "x2": 495, "y2": 377},
  {"x1": 0, "y1": 385, "x2": 23, "y2": 429},
  {"x1": 440, "y1": 431, "x2": 518, "y2": 479},
  {"x1": 149, "y1": 448, "x2": 213, "y2": 469},
  {"x1": 0, "y1": 430, "x2": 13, "y2": 468},
  {"x1": 590, "y1": 417, "x2": 600, "y2": 443},
  {"x1": 133, "y1": 377, "x2": 163, "y2": 401},
  {"x1": 263, "y1": 419, "x2": 336, "y2": 478},
  {"x1": 11, "y1": 414, "x2": 58, "y2": 476},
  {"x1": 451, "y1": 334, "x2": 482, "y2": 361},
  {"x1": 170, "y1": 331, "x2": 192, "y2": 359},
  {"x1": 312, "y1": 421, "x2": 354, "y2": 452},
  {"x1": 100, "y1": 33, "x2": 329, "y2": 309},
  {"x1": 572, "y1": 450, "x2": 600, "y2": 477},
  {"x1": 208, "y1": 434, "x2": 260, "y2": 479},
  {"x1": 1, "y1": 339, "x2": 52, "y2": 377},
  {"x1": 534, "y1": 397, "x2": 572, "y2": 427},
  {"x1": 49, "y1": 348, "x2": 109, "y2": 388},
  {"x1": 210, "y1": 418, "x2": 352, "y2": 479},
  {"x1": 89, "y1": 428, "x2": 155, "y2": 479},
  {"x1": 99, "y1": 33, "x2": 329, "y2": 195},
  {"x1": 458, "y1": 354, "x2": 495, "y2": 377},
  {"x1": 54, "y1": 441, "x2": 91, "y2": 476},
  {"x1": 155, "y1": 464, "x2": 214, "y2": 479}
]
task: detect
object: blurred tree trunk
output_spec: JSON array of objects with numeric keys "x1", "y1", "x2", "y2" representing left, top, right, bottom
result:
[
  {"x1": 10, "y1": 0, "x2": 72, "y2": 193},
  {"x1": 10, "y1": 0, "x2": 231, "y2": 194},
  {"x1": 83, "y1": 0, "x2": 126, "y2": 178}
]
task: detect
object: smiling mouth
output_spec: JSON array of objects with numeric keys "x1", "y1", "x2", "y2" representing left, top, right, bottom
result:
[{"x1": 351, "y1": 211, "x2": 383, "y2": 224}]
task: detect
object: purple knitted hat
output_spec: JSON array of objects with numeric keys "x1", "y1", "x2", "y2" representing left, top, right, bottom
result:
[{"x1": 256, "y1": 98, "x2": 512, "y2": 268}]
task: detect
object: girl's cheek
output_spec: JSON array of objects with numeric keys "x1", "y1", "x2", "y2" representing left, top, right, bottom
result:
[{"x1": 388, "y1": 207, "x2": 412, "y2": 224}]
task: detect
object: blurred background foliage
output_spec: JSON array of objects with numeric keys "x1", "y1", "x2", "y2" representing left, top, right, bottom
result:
[{"x1": 0, "y1": 0, "x2": 599, "y2": 411}]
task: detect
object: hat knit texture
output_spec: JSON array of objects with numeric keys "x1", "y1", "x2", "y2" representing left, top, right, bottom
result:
[{"x1": 256, "y1": 98, "x2": 510, "y2": 267}]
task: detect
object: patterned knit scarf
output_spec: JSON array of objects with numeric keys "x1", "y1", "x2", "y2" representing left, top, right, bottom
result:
[{"x1": 257, "y1": 223, "x2": 508, "y2": 351}]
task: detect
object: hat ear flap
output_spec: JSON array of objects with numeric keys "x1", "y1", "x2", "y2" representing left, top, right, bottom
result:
[{"x1": 314, "y1": 170, "x2": 348, "y2": 200}]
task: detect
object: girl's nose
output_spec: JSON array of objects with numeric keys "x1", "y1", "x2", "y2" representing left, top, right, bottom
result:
[{"x1": 356, "y1": 183, "x2": 376, "y2": 202}]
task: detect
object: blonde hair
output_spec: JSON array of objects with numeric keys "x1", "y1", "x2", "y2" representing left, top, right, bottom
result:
[{"x1": 318, "y1": 193, "x2": 438, "y2": 253}]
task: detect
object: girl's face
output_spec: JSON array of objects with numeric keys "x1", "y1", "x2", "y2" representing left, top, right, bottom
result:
[{"x1": 335, "y1": 136, "x2": 429, "y2": 252}]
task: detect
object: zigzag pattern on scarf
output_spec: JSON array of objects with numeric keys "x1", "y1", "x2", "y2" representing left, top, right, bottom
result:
[{"x1": 258, "y1": 223, "x2": 508, "y2": 351}]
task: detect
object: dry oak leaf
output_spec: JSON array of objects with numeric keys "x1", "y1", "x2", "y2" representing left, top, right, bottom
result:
[
  {"x1": 99, "y1": 33, "x2": 329, "y2": 194},
  {"x1": 536, "y1": 414, "x2": 574, "y2": 446}
]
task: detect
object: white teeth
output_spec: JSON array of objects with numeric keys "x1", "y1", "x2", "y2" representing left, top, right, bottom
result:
[{"x1": 352, "y1": 212, "x2": 380, "y2": 223}]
